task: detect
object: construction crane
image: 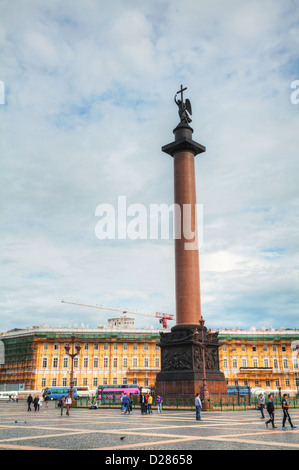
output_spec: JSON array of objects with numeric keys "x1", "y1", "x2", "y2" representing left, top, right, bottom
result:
[{"x1": 61, "y1": 300, "x2": 174, "y2": 329}]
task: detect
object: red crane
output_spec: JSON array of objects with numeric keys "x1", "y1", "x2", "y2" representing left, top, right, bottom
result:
[{"x1": 61, "y1": 300, "x2": 174, "y2": 329}]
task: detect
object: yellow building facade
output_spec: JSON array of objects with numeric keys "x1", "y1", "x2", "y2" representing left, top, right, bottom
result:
[
  {"x1": 218, "y1": 328, "x2": 299, "y2": 395},
  {"x1": 1, "y1": 321, "x2": 298, "y2": 395},
  {"x1": 0, "y1": 318, "x2": 161, "y2": 391}
]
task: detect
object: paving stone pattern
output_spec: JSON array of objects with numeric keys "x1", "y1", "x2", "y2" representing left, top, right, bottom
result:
[{"x1": 0, "y1": 401, "x2": 298, "y2": 450}]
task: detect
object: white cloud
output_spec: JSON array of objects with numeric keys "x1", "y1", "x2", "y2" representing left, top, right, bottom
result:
[{"x1": 1, "y1": 0, "x2": 299, "y2": 331}]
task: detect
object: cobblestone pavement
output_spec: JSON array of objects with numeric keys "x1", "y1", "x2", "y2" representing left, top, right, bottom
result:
[{"x1": 0, "y1": 401, "x2": 298, "y2": 451}]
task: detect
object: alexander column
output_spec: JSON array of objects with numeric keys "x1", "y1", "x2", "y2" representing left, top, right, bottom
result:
[{"x1": 155, "y1": 86, "x2": 227, "y2": 400}]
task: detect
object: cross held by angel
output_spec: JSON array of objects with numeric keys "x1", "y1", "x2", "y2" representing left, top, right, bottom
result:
[{"x1": 174, "y1": 85, "x2": 192, "y2": 124}]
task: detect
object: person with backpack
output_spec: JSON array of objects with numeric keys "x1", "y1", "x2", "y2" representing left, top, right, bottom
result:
[
  {"x1": 58, "y1": 396, "x2": 65, "y2": 416},
  {"x1": 123, "y1": 394, "x2": 130, "y2": 414}
]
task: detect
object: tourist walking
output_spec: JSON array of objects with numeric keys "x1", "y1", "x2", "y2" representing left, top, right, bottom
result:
[
  {"x1": 27, "y1": 394, "x2": 33, "y2": 411},
  {"x1": 265, "y1": 394, "x2": 277, "y2": 429},
  {"x1": 129, "y1": 393, "x2": 133, "y2": 413},
  {"x1": 65, "y1": 394, "x2": 72, "y2": 416},
  {"x1": 33, "y1": 395, "x2": 39, "y2": 412},
  {"x1": 282, "y1": 394, "x2": 296, "y2": 430},
  {"x1": 43, "y1": 392, "x2": 49, "y2": 408},
  {"x1": 144, "y1": 394, "x2": 149, "y2": 414},
  {"x1": 123, "y1": 394, "x2": 130, "y2": 414},
  {"x1": 257, "y1": 393, "x2": 265, "y2": 419},
  {"x1": 140, "y1": 393, "x2": 146, "y2": 414},
  {"x1": 58, "y1": 396, "x2": 65, "y2": 416},
  {"x1": 195, "y1": 393, "x2": 202, "y2": 421},
  {"x1": 147, "y1": 394, "x2": 153, "y2": 414},
  {"x1": 157, "y1": 395, "x2": 163, "y2": 414}
]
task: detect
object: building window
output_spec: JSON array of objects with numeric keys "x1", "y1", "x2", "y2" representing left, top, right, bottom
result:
[
  {"x1": 285, "y1": 378, "x2": 290, "y2": 387},
  {"x1": 53, "y1": 357, "x2": 58, "y2": 368},
  {"x1": 252, "y1": 345, "x2": 257, "y2": 352},
  {"x1": 232, "y1": 344, "x2": 236, "y2": 352},
  {"x1": 144, "y1": 343, "x2": 149, "y2": 351},
  {"x1": 155, "y1": 356, "x2": 160, "y2": 368},
  {"x1": 222, "y1": 344, "x2": 227, "y2": 352},
  {"x1": 41, "y1": 378, "x2": 46, "y2": 388},
  {"x1": 74, "y1": 378, "x2": 78, "y2": 387},
  {"x1": 242, "y1": 358, "x2": 247, "y2": 368},
  {"x1": 255, "y1": 379, "x2": 259, "y2": 386},
  {"x1": 54, "y1": 343, "x2": 59, "y2": 351},
  {"x1": 43, "y1": 342, "x2": 48, "y2": 351},
  {"x1": 241, "y1": 345, "x2": 246, "y2": 352},
  {"x1": 104, "y1": 343, "x2": 109, "y2": 351},
  {"x1": 93, "y1": 357, "x2": 99, "y2": 368},
  {"x1": 144, "y1": 378, "x2": 149, "y2": 387},
  {"x1": 133, "y1": 357, "x2": 138, "y2": 367},
  {"x1": 83, "y1": 357, "x2": 88, "y2": 368},
  {"x1": 273, "y1": 358, "x2": 279, "y2": 369},
  {"x1": 123, "y1": 357, "x2": 128, "y2": 368},
  {"x1": 62, "y1": 378, "x2": 67, "y2": 387},
  {"x1": 93, "y1": 377, "x2": 98, "y2": 387},
  {"x1": 283, "y1": 358, "x2": 288, "y2": 369},
  {"x1": 263, "y1": 345, "x2": 268, "y2": 352},
  {"x1": 123, "y1": 377, "x2": 127, "y2": 385},
  {"x1": 272, "y1": 345, "x2": 277, "y2": 352},
  {"x1": 264, "y1": 358, "x2": 269, "y2": 368},
  {"x1": 52, "y1": 378, "x2": 57, "y2": 387},
  {"x1": 104, "y1": 357, "x2": 109, "y2": 368},
  {"x1": 84, "y1": 343, "x2": 88, "y2": 351},
  {"x1": 253, "y1": 358, "x2": 258, "y2": 368},
  {"x1": 74, "y1": 357, "x2": 79, "y2": 368},
  {"x1": 133, "y1": 378, "x2": 138, "y2": 385},
  {"x1": 155, "y1": 344, "x2": 159, "y2": 351},
  {"x1": 223, "y1": 358, "x2": 228, "y2": 369},
  {"x1": 113, "y1": 377, "x2": 117, "y2": 385},
  {"x1": 144, "y1": 357, "x2": 149, "y2": 368},
  {"x1": 113, "y1": 357, "x2": 118, "y2": 368},
  {"x1": 83, "y1": 378, "x2": 88, "y2": 386},
  {"x1": 266, "y1": 379, "x2": 271, "y2": 387},
  {"x1": 42, "y1": 357, "x2": 48, "y2": 368},
  {"x1": 244, "y1": 379, "x2": 248, "y2": 386},
  {"x1": 293, "y1": 359, "x2": 298, "y2": 369},
  {"x1": 63, "y1": 357, "x2": 68, "y2": 368},
  {"x1": 94, "y1": 343, "x2": 99, "y2": 351},
  {"x1": 123, "y1": 343, "x2": 128, "y2": 351},
  {"x1": 282, "y1": 345, "x2": 286, "y2": 352},
  {"x1": 133, "y1": 343, "x2": 138, "y2": 351},
  {"x1": 113, "y1": 343, "x2": 118, "y2": 351}
]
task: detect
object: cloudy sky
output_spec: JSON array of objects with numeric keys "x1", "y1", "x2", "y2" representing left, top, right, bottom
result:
[{"x1": 1, "y1": 0, "x2": 299, "y2": 332}]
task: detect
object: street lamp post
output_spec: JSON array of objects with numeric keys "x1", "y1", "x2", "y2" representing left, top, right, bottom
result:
[
  {"x1": 64, "y1": 334, "x2": 81, "y2": 402},
  {"x1": 199, "y1": 319, "x2": 211, "y2": 409}
]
